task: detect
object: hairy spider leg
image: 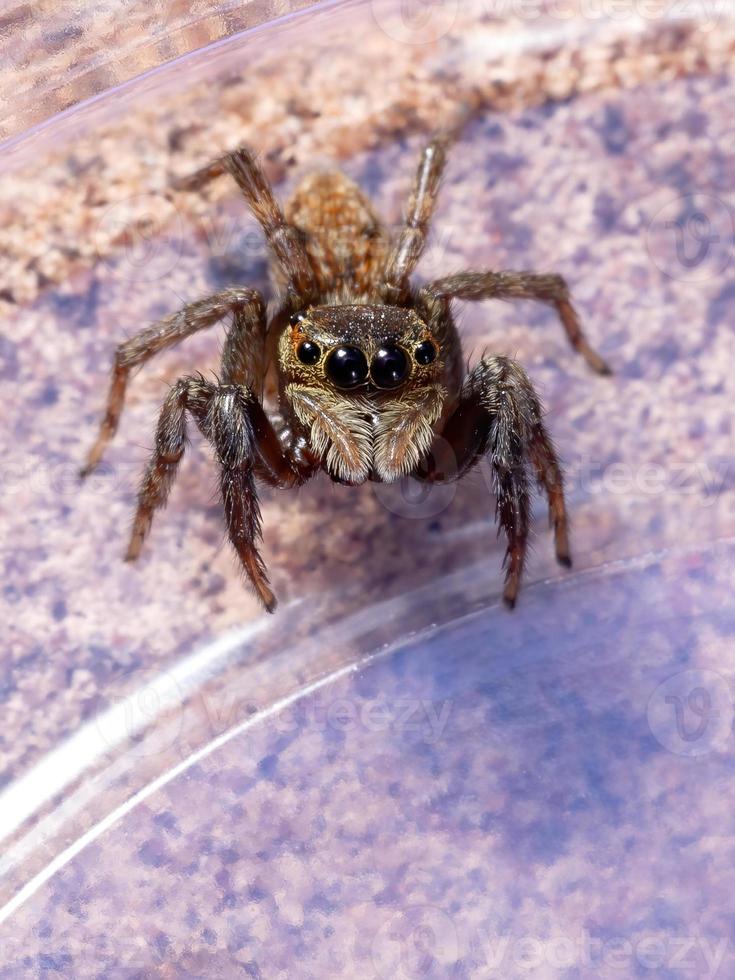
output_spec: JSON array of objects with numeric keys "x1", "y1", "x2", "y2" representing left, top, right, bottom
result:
[
  {"x1": 424, "y1": 270, "x2": 610, "y2": 374},
  {"x1": 421, "y1": 355, "x2": 570, "y2": 607},
  {"x1": 81, "y1": 288, "x2": 265, "y2": 476},
  {"x1": 381, "y1": 134, "x2": 450, "y2": 305}
]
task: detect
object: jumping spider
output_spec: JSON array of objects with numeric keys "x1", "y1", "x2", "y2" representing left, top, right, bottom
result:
[{"x1": 81, "y1": 129, "x2": 609, "y2": 612}]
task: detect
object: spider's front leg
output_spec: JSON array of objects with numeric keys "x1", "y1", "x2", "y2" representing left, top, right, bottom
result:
[
  {"x1": 434, "y1": 356, "x2": 570, "y2": 608},
  {"x1": 127, "y1": 375, "x2": 310, "y2": 614}
]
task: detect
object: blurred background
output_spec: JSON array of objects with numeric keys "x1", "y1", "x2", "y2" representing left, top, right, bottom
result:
[{"x1": 0, "y1": 1, "x2": 734, "y2": 976}]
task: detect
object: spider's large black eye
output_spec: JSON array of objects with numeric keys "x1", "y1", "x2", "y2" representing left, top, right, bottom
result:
[
  {"x1": 297, "y1": 341, "x2": 321, "y2": 365},
  {"x1": 325, "y1": 346, "x2": 369, "y2": 389},
  {"x1": 414, "y1": 339, "x2": 437, "y2": 365},
  {"x1": 371, "y1": 344, "x2": 409, "y2": 389}
]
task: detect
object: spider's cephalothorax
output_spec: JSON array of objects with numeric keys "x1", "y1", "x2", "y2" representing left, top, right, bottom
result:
[
  {"x1": 81, "y1": 130, "x2": 610, "y2": 613},
  {"x1": 279, "y1": 302, "x2": 451, "y2": 487}
]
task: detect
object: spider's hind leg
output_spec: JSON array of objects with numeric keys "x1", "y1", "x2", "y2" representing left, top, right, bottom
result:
[
  {"x1": 380, "y1": 133, "x2": 450, "y2": 304},
  {"x1": 175, "y1": 145, "x2": 316, "y2": 299},
  {"x1": 171, "y1": 158, "x2": 227, "y2": 192},
  {"x1": 380, "y1": 105, "x2": 477, "y2": 303}
]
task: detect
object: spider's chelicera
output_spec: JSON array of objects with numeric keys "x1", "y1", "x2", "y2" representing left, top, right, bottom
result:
[{"x1": 81, "y1": 128, "x2": 610, "y2": 613}]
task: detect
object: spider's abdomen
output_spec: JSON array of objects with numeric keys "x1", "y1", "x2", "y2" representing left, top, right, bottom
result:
[{"x1": 283, "y1": 171, "x2": 390, "y2": 299}]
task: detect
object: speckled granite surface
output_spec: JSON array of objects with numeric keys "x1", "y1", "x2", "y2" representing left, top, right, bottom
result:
[{"x1": 1, "y1": 1, "x2": 734, "y2": 976}]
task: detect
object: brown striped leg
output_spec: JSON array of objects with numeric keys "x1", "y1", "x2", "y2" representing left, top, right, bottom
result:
[
  {"x1": 528, "y1": 425, "x2": 571, "y2": 569},
  {"x1": 222, "y1": 147, "x2": 316, "y2": 299},
  {"x1": 422, "y1": 270, "x2": 611, "y2": 374},
  {"x1": 125, "y1": 375, "x2": 311, "y2": 613},
  {"x1": 80, "y1": 287, "x2": 264, "y2": 477},
  {"x1": 125, "y1": 378, "x2": 192, "y2": 563},
  {"x1": 423, "y1": 356, "x2": 570, "y2": 608},
  {"x1": 381, "y1": 134, "x2": 450, "y2": 305}
]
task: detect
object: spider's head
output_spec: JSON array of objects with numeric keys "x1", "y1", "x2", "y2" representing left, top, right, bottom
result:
[
  {"x1": 279, "y1": 304, "x2": 447, "y2": 486},
  {"x1": 279, "y1": 304, "x2": 441, "y2": 394}
]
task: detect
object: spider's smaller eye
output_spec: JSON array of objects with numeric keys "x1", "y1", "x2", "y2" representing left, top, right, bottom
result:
[
  {"x1": 290, "y1": 312, "x2": 306, "y2": 327},
  {"x1": 414, "y1": 339, "x2": 438, "y2": 365},
  {"x1": 297, "y1": 341, "x2": 321, "y2": 365}
]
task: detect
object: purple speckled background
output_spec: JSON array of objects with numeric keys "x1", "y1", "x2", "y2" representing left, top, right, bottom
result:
[{"x1": 1, "y1": 1, "x2": 735, "y2": 977}]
